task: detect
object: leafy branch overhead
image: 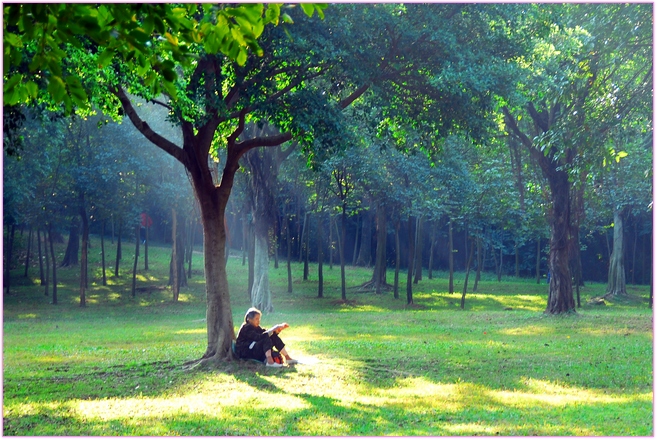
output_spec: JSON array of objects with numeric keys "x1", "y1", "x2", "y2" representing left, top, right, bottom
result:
[{"x1": 3, "y1": 3, "x2": 327, "y2": 112}]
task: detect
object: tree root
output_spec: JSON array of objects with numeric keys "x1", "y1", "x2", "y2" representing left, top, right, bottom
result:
[{"x1": 354, "y1": 280, "x2": 394, "y2": 292}]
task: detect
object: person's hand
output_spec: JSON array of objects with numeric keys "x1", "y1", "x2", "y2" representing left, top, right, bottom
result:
[{"x1": 275, "y1": 323, "x2": 289, "y2": 333}]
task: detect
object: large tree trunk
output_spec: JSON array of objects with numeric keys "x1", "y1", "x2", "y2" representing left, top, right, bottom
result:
[
  {"x1": 606, "y1": 208, "x2": 627, "y2": 296},
  {"x1": 545, "y1": 168, "x2": 576, "y2": 314}
]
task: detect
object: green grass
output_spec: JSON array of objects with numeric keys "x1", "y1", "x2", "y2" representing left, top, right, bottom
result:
[{"x1": 3, "y1": 234, "x2": 653, "y2": 436}]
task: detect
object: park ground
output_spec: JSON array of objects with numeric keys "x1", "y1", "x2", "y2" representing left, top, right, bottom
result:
[{"x1": 2, "y1": 236, "x2": 653, "y2": 436}]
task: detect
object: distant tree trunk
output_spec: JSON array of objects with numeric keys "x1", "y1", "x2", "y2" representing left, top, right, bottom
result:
[
  {"x1": 303, "y1": 213, "x2": 310, "y2": 281},
  {"x1": 413, "y1": 216, "x2": 423, "y2": 284},
  {"x1": 37, "y1": 229, "x2": 45, "y2": 285},
  {"x1": 317, "y1": 212, "x2": 324, "y2": 298},
  {"x1": 114, "y1": 220, "x2": 122, "y2": 277},
  {"x1": 448, "y1": 218, "x2": 454, "y2": 294},
  {"x1": 23, "y1": 226, "x2": 33, "y2": 278},
  {"x1": 372, "y1": 203, "x2": 388, "y2": 294},
  {"x1": 299, "y1": 211, "x2": 308, "y2": 263},
  {"x1": 285, "y1": 214, "x2": 293, "y2": 293},
  {"x1": 631, "y1": 220, "x2": 638, "y2": 285},
  {"x1": 406, "y1": 217, "x2": 415, "y2": 305},
  {"x1": 473, "y1": 236, "x2": 482, "y2": 292},
  {"x1": 515, "y1": 239, "x2": 520, "y2": 278},
  {"x1": 131, "y1": 223, "x2": 140, "y2": 298},
  {"x1": 273, "y1": 217, "x2": 279, "y2": 270},
  {"x1": 338, "y1": 208, "x2": 347, "y2": 301},
  {"x1": 79, "y1": 192, "x2": 89, "y2": 307},
  {"x1": 247, "y1": 216, "x2": 255, "y2": 297},
  {"x1": 329, "y1": 215, "x2": 334, "y2": 270},
  {"x1": 352, "y1": 215, "x2": 360, "y2": 265},
  {"x1": 606, "y1": 208, "x2": 627, "y2": 297},
  {"x1": 48, "y1": 223, "x2": 58, "y2": 305},
  {"x1": 461, "y1": 237, "x2": 476, "y2": 309},
  {"x1": 242, "y1": 215, "x2": 248, "y2": 266},
  {"x1": 60, "y1": 221, "x2": 79, "y2": 267},
  {"x1": 4, "y1": 223, "x2": 16, "y2": 295},
  {"x1": 394, "y1": 220, "x2": 400, "y2": 299},
  {"x1": 101, "y1": 220, "x2": 107, "y2": 286},
  {"x1": 43, "y1": 228, "x2": 50, "y2": 296},
  {"x1": 171, "y1": 208, "x2": 179, "y2": 301},
  {"x1": 497, "y1": 244, "x2": 503, "y2": 282},
  {"x1": 357, "y1": 211, "x2": 373, "y2": 266},
  {"x1": 535, "y1": 238, "x2": 541, "y2": 284},
  {"x1": 144, "y1": 219, "x2": 149, "y2": 271},
  {"x1": 428, "y1": 222, "x2": 436, "y2": 279}
]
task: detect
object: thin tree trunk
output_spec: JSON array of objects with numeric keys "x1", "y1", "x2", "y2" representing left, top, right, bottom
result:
[
  {"x1": 114, "y1": 220, "x2": 122, "y2": 277},
  {"x1": 286, "y1": 214, "x2": 293, "y2": 293},
  {"x1": 60, "y1": 221, "x2": 79, "y2": 267},
  {"x1": 24, "y1": 226, "x2": 33, "y2": 278},
  {"x1": 448, "y1": 218, "x2": 454, "y2": 294},
  {"x1": 242, "y1": 214, "x2": 248, "y2": 266},
  {"x1": 631, "y1": 220, "x2": 638, "y2": 285},
  {"x1": 394, "y1": 220, "x2": 400, "y2": 300},
  {"x1": 101, "y1": 220, "x2": 107, "y2": 286},
  {"x1": 474, "y1": 236, "x2": 482, "y2": 292},
  {"x1": 299, "y1": 211, "x2": 308, "y2": 263},
  {"x1": 352, "y1": 215, "x2": 360, "y2": 265},
  {"x1": 413, "y1": 216, "x2": 423, "y2": 284},
  {"x1": 44, "y1": 228, "x2": 50, "y2": 296},
  {"x1": 48, "y1": 223, "x2": 58, "y2": 305},
  {"x1": 461, "y1": 237, "x2": 476, "y2": 309},
  {"x1": 37, "y1": 229, "x2": 45, "y2": 285},
  {"x1": 515, "y1": 240, "x2": 520, "y2": 278},
  {"x1": 372, "y1": 203, "x2": 387, "y2": 293},
  {"x1": 171, "y1": 208, "x2": 179, "y2": 301},
  {"x1": 79, "y1": 192, "x2": 88, "y2": 306},
  {"x1": 131, "y1": 223, "x2": 140, "y2": 298},
  {"x1": 406, "y1": 217, "x2": 415, "y2": 305},
  {"x1": 318, "y1": 212, "x2": 324, "y2": 298},
  {"x1": 536, "y1": 238, "x2": 541, "y2": 284},
  {"x1": 4, "y1": 223, "x2": 15, "y2": 295},
  {"x1": 187, "y1": 217, "x2": 195, "y2": 279},
  {"x1": 329, "y1": 215, "x2": 334, "y2": 270},
  {"x1": 339, "y1": 209, "x2": 347, "y2": 301},
  {"x1": 498, "y1": 244, "x2": 503, "y2": 282},
  {"x1": 303, "y1": 213, "x2": 310, "y2": 281},
  {"x1": 428, "y1": 222, "x2": 436, "y2": 279},
  {"x1": 144, "y1": 220, "x2": 149, "y2": 271},
  {"x1": 247, "y1": 216, "x2": 255, "y2": 297}
]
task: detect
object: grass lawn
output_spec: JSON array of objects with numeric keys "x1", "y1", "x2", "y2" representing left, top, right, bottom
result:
[{"x1": 2, "y1": 235, "x2": 653, "y2": 436}]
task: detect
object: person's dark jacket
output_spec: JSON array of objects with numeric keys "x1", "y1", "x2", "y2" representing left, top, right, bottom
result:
[{"x1": 235, "y1": 323, "x2": 270, "y2": 358}]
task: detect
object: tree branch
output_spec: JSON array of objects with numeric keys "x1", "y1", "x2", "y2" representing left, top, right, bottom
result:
[{"x1": 111, "y1": 86, "x2": 186, "y2": 165}]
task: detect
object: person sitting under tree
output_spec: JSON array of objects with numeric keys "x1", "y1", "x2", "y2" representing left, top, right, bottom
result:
[{"x1": 235, "y1": 307, "x2": 298, "y2": 367}]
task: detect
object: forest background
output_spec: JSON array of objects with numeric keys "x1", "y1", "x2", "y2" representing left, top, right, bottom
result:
[{"x1": 3, "y1": 3, "x2": 653, "y2": 358}]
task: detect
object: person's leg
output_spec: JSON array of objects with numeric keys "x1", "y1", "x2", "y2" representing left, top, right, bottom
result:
[
  {"x1": 251, "y1": 338, "x2": 274, "y2": 363},
  {"x1": 271, "y1": 334, "x2": 297, "y2": 364}
]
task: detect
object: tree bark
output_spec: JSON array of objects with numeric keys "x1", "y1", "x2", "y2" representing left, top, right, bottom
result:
[
  {"x1": 43, "y1": 227, "x2": 50, "y2": 296},
  {"x1": 605, "y1": 208, "x2": 627, "y2": 296},
  {"x1": 303, "y1": 213, "x2": 310, "y2": 281},
  {"x1": 339, "y1": 209, "x2": 347, "y2": 301},
  {"x1": 372, "y1": 203, "x2": 388, "y2": 293}
]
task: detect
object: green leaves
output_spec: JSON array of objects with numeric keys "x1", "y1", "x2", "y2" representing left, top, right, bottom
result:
[{"x1": 3, "y1": 3, "x2": 328, "y2": 112}]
